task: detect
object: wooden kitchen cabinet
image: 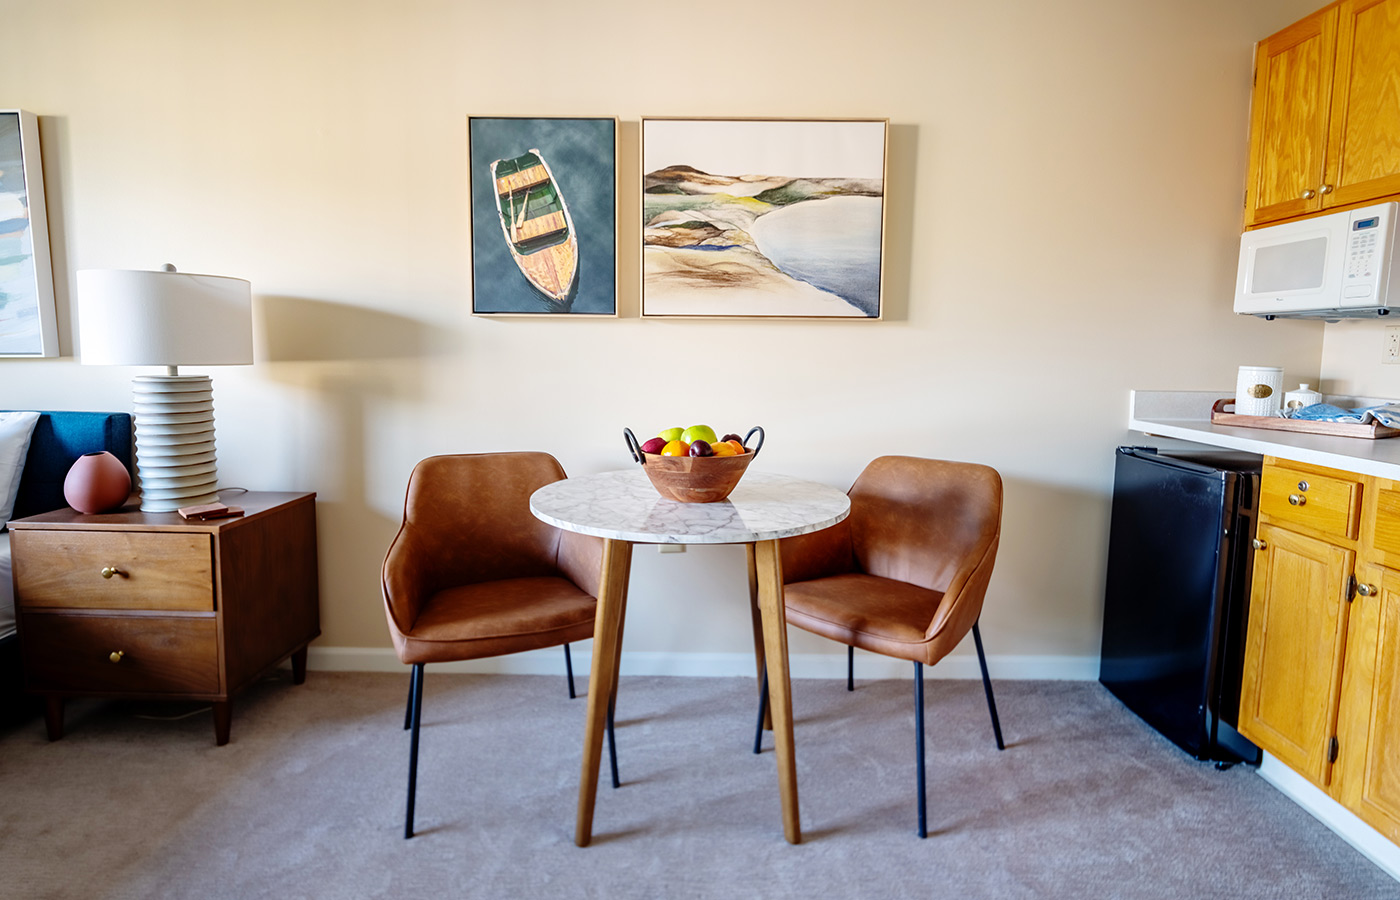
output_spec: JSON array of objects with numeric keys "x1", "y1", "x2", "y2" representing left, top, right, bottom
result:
[
  {"x1": 1245, "y1": 0, "x2": 1400, "y2": 228},
  {"x1": 9, "y1": 492, "x2": 319, "y2": 746},
  {"x1": 1239, "y1": 462, "x2": 1358, "y2": 785}
]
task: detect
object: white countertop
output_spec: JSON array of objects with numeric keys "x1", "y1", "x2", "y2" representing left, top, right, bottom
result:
[
  {"x1": 530, "y1": 469, "x2": 851, "y2": 544},
  {"x1": 1129, "y1": 390, "x2": 1400, "y2": 480}
]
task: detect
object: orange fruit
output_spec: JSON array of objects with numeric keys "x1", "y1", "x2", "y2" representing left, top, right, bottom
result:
[
  {"x1": 711, "y1": 441, "x2": 737, "y2": 457},
  {"x1": 661, "y1": 440, "x2": 690, "y2": 457}
]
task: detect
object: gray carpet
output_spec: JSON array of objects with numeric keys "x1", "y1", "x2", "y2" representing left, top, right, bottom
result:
[{"x1": 0, "y1": 671, "x2": 1396, "y2": 899}]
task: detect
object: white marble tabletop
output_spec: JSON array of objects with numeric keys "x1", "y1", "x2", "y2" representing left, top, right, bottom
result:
[{"x1": 530, "y1": 469, "x2": 851, "y2": 544}]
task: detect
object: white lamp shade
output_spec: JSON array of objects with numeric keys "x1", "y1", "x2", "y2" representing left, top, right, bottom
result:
[{"x1": 76, "y1": 268, "x2": 253, "y2": 366}]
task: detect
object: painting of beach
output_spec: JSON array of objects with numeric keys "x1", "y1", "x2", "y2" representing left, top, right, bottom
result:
[
  {"x1": 0, "y1": 110, "x2": 56, "y2": 356},
  {"x1": 641, "y1": 118, "x2": 887, "y2": 319}
]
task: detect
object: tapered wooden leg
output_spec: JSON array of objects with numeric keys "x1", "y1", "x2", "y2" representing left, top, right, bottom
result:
[
  {"x1": 291, "y1": 646, "x2": 308, "y2": 685},
  {"x1": 44, "y1": 696, "x2": 65, "y2": 741},
  {"x1": 755, "y1": 539, "x2": 801, "y2": 844},
  {"x1": 576, "y1": 538, "x2": 632, "y2": 847},
  {"x1": 747, "y1": 544, "x2": 772, "y2": 732},
  {"x1": 213, "y1": 701, "x2": 231, "y2": 746}
]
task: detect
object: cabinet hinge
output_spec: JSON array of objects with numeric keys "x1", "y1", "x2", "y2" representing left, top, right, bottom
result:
[{"x1": 1329, "y1": 736, "x2": 1340, "y2": 763}]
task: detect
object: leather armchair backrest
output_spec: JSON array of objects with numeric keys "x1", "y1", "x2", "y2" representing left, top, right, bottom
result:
[
  {"x1": 848, "y1": 454, "x2": 1003, "y2": 600},
  {"x1": 383, "y1": 453, "x2": 569, "y2": 633}
]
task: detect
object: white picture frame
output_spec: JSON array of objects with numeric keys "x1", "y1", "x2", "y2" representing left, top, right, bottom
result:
[{"x1": 0, "y1": 109, "x2": 57, "y2": 357}]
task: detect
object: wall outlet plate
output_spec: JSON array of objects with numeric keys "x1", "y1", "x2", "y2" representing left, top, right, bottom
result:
[{"x1": 1386, "y1": 326, "x2": 1400, "y2": 365}]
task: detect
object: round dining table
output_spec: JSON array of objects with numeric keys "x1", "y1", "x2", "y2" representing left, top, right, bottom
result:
[{"x1": 530, "y1": 468, "x2": 851, "y2": 846}]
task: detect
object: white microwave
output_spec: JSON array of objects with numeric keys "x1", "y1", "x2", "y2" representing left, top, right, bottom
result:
[{"x1": 1234, "y1": 201, "x2": 1399, "y2": 320}]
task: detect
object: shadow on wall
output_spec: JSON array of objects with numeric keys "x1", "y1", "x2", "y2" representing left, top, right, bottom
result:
[
  {"x1": 990, "y1": 474, "x2": 1111, "y2": 659},
  {"x1": 257, "y1": 295, "x2": 446, "y2": 363},
  {"x1": 253, "y1": 295, "x2": 446, "y2": 647}
]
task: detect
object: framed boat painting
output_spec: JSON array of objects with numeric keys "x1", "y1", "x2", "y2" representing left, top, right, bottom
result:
[
  {"x1": 468, "y1": 116, "x2": 617, "y2": 316},
  {"x1": 640, "y1": 117, "x2": 887, "y2": 319},
  {"x1": 0, "y1": 110, "x2": 58, "y2": 356}
]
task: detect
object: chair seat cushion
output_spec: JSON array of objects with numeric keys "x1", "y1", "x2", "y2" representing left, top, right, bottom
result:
[
  {"x1": 783, "y1": 572, "x2": 941, "y2": 660},
  {"x1": 396, "y1": 576, "x2": 596, "y2": 664}
]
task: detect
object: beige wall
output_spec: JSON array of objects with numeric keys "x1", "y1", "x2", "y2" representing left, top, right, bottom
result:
[{"x1": 0, "y1": 0, "x2": 1328, "y2": 672}]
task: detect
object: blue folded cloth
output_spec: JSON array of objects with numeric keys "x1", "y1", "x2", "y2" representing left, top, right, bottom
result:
[{"x1": 1289, "y1": 403, "x2": 1400, "y2": 427}]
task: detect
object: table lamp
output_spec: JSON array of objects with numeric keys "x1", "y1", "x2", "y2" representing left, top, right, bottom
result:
[{"x1": 76, "y1": 266, "x2": 253, "y2": 512}]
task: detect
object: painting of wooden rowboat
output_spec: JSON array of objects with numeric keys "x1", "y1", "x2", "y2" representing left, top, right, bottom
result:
[{"x1": 490, "y1": 149, "x2": 578, "y2": 304}]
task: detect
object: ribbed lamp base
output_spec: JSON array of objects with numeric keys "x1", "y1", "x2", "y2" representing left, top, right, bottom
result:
[{"x1": 132, "y1": 374, "x2": 220, "y2": 513}]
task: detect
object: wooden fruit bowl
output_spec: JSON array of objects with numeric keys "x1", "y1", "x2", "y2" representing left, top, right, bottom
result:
[{"x1": 624, "y1": 427, "x2": 764, "y2": 503}]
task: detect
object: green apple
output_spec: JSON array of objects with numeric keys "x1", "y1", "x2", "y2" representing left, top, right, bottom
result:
[
  {"x1": 657, "y1": 426, "x2": 684, "y2": 443},
  {"x1": 682, "y1": 424, "x2": 718, "y2": 445}
]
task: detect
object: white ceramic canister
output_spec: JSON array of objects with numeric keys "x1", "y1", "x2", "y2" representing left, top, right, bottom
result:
[
  {"x1": 1236, "y1": 365, "x2": 1284, "y2": 416},
  {"x1": 1283, "y1": 383, "x2": 1323, "y2": 413}
]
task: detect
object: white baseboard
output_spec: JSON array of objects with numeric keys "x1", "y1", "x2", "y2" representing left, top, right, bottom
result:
[
  {"x1": 305, "y1": 645, "x2": 1100, "y2": 681},
  {"x1": 1257, "y1": 753, "x2": 1400, "y2": 882}
]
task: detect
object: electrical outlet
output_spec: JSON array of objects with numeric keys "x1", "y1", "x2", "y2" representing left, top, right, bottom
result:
[{"x1": 1387, "y1": 326, "x2": 1400, "y2": 365}]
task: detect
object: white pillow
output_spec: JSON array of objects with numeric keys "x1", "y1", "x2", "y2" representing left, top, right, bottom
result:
[{"x1": 0, "y1": 411, "x2": 40, "y2": 530}]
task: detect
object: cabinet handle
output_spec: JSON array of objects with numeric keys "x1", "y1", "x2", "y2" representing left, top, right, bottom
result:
[
  {"x1": 1358, "y1": 583, "x2": 1378, "y2": 597},
  {"x1": 109, "y1": 650, "x2": 124, "y2": 663},
  {"x1": 1320, "y1": 184, "x2": 1334, "y2": 195},
  {"x1": 1288, "y1": 494, "x2": 1307, "y2": 506},
  {"x1": 1252, "y1": 538, "x2": 1267, "y2": 550},
  {"x1": 1297, "y1": 480, "x2": 1309, "y2": 492},
  {"x1": 100, "y1": 566, "x2": 125, "y2": 579},
  {"x1": 1302, "y1": 188, "x2": 1316, "y2": 200}
]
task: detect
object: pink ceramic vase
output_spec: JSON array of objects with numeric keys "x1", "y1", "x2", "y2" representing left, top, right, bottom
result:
[{"x1": 64, "y1": 451, "x2": 132, "y2": 514}]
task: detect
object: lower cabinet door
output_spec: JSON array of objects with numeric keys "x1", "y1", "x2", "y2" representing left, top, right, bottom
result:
[
  {"x1": 20, "y1": 612, "x2": 219, "y2": 695},
  {"x1": 1239, "y1": 523, "x2": 1354, "y2": 786},
  {"x1": 1338, "y1": 566, "x2": 1400, "y2": 842}
]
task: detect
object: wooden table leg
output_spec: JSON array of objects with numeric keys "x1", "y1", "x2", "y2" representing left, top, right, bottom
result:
[
  {"x1": 747, "y1": 544, "x2": 772, "y2": 732},
  {"x1": 576, "y1": 538, "x2": 632, "y2": 847},
  {"x1": 291, "y1": 646, "x2": 308, "y2": 685},
  {"x1": 213, "y1": 701, "x2": 231, "y2": 746},
  {"x1": 44, "y1": 695, "x2": 65, "y2": 741},
  {"x1": 755, "y1": 539, "x2": 801, "y2": 844}
]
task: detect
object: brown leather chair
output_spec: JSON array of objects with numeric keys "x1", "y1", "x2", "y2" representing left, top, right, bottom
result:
[
  {"x1": 381, "y1": 452, "x2": 614, "y2": 838},
  {"x1": 757, "y1": 455, "x2": 1005, "y2": 837}
]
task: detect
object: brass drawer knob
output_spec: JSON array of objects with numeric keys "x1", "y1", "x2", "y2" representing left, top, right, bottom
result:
[
  {"x1": 109, "y1": 650, "x2": 125, "y2": 663},
  {"x1": 100, "y1": 566, "x2": 125, "y2": 579},
  {"x1": 1252, "y1": 538, "x2": 1267, "y2": 550},
  {"x1": 1288, "y1": 494, "x2": 1307, "y2": 506},
  {"x1": 1320, "y1": 184, "x2": 1334, "y2": 195},
  {"x1": 1302, "y1": 188, "x2": 1316, "y2": 200},
  {"x1": 1359, "y1": 583, "x2": 1378, "y2": 597}
]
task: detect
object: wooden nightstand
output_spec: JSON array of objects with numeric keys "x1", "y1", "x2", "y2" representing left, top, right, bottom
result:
[{"x1": 9, "y1": 492, "x2": 320, "y2": 745}]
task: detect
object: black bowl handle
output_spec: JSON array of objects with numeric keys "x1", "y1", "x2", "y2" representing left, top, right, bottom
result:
[
  {"x1": 624, "y1": 427, "x2": 646, "y2": 465},
  {"x1": 743, "y1": 426, "x2": 765, "y2": 459}
]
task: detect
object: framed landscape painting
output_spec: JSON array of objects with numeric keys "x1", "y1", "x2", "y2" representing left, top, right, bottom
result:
[
  {"x1": 0, "y1": 110, "x2": 57, "y2": 356},
  {"x1": 468, "y1": 116, "x2": 617, "y2": 316},
  {"x1": 640, "y1": 117, "x2": 887, "y2": 319}
]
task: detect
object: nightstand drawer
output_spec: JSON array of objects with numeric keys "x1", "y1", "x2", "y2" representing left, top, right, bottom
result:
[
  {"x1": 12, "y1": 531, "x2": 214, "y2": 611},
  {"x1": 21, "y1": 612, "x2": 219, "y2": 694}
]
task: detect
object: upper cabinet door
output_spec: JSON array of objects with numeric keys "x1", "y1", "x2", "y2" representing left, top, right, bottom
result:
[
  {"x1": 1245, "y1": 7, "x2": 1338, "y2": 227},
  {"x1": 1324, "y1": 0, "x2": 1400, "y2": 209}
]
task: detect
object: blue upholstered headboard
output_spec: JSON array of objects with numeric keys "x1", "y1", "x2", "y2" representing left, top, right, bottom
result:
[{"x1": 7, "y1": 411, "x2": 133, "y2": 521}]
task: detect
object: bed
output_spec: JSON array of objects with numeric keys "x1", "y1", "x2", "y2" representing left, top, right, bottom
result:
[{"x1": 0, "y1": 410, "x2": 132, "y2": 722}]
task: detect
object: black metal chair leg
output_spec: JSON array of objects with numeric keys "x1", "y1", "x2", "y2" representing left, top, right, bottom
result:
[
  {"x1": 847, "y1": 645, "x2": 855, "y2": 691},
  {"x1": 403, "y1": 672, "x2": 413, "y2": 730},
  {"x1": 753, "y1": 669, "x2": 769, "y2": 754},
  {"x1": 972, "y1": 622, "x2": 1005, "y2": 751},
  {"x1": 564, "y1": 643, "x2": 576, "y2": 700},
  {"x1": 405, "y1": 663, "x2": 425, "y2": 839},
  {"x1": 607, "y1": 696, "x2": 620, "y2": 788},
  {"x1": 914, "y1": 661, "x2": 926, "y2": 839}
]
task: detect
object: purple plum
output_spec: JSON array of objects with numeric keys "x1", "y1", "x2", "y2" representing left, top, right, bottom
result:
[{"x1": 688, "y1": 440, "x2": 714, "y2": 457}]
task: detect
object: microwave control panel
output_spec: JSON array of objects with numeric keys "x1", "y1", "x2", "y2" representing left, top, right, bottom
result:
[{"x1": 1347, "y1": 215, "x2": 1382, "y2": 281}]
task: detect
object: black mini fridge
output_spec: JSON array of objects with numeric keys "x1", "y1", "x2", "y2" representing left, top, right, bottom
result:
[{"x1": 1099, "y1": 446, "x2": 1262, "y2": 765}]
